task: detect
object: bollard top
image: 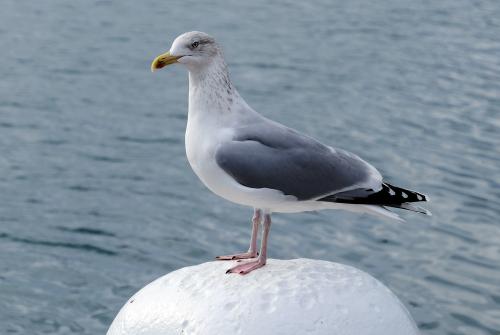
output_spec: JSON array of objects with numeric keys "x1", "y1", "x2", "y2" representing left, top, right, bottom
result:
[{"x1": 107, "y1": 258, "x2": 419, "y2": 335}]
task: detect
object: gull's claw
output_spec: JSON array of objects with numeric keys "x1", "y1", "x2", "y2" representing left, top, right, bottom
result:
[
  {"x1": 215, "y1": 251, "x2": 258, "y2": 261},
  {"x1": 226, "y1": 259, "x2": 265, "y2": 275},
  {"x1": 225, "y1": 213, "x2": 271, "y2": 275},
  {"x1": 217, "y1": 209, "x2": 262, "y2": 262}
]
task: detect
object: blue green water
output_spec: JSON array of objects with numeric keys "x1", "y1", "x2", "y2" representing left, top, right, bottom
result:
[{"x1": 1, "y1": 0, "x2": 499, "y2": 334}]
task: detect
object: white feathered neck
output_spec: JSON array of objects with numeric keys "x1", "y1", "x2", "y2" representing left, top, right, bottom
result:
[{"x1": 187, "y1": 55, "x2": 237, "y2": 119}]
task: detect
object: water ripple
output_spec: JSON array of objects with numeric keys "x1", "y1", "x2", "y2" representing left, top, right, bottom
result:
[{"x1": 0, "y1": 233, "x2": 116, "y2": 256}]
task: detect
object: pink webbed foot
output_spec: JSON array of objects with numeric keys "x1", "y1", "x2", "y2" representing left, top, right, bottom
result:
[
  {"x1": 221, "y1": 210, "x2": 271, "y2": 275},
  {"x1": 215, "y1": 251, "x2": 258, "y2": 261},
  {"x1": 225, "y1": 259, "x2": 266, "y2": 275},
  {"x1": 217, "y1": 209, "x2": 262, "y2": 261}
]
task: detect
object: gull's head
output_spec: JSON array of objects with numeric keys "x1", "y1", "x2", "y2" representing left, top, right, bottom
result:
[{"x1": 151, "y1": 31, "x2": 220, "y2": 72}]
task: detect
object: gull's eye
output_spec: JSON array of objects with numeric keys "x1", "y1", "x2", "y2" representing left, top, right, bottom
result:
[{"x1": 191, "y1": 41, "x2": 199, "y2": 49}]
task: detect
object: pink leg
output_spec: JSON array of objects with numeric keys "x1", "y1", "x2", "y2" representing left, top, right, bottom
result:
[
  {"x1": 216, "y1": 209, "x2": 261, "y2": 260},
  {"x1": 226, "y1": 213, "x2": 271, "y2": 275}
]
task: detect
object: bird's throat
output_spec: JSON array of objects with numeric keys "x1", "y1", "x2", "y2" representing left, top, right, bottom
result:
[{"x1": 188, "y1": 59, "x2": 235, "y2": 119}]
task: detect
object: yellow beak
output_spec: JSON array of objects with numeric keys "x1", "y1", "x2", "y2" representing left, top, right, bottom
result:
[{"x1": 151, "y1": 52, "x2": 181, "y2": 72}]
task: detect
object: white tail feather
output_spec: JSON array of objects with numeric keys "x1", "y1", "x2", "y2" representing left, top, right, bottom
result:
[{"x1": 362, "y1": 205, "x2": 405, "y2": 222}]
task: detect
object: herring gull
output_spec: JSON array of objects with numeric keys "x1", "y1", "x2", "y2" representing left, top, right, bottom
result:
[{"x1": 151, "y1": 31, "x2": 430, "y2": 275}]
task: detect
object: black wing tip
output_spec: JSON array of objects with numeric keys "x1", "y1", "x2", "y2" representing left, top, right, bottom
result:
[
  {"x1": 318, "y1": 182, "x2": 430, "y2": 207},
  {"x1": 383, "y1": 182, "x2": 429, "y2": 203}
]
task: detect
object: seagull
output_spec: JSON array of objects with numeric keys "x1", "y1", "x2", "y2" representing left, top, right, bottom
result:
[{"x1": 151, "y1": 31, "x2": 430, "y2": 275}]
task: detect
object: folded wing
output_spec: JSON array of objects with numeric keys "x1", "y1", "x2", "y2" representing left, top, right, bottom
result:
[{"x1": 215, "y1": 120, "x2": 382, "y2": 201}]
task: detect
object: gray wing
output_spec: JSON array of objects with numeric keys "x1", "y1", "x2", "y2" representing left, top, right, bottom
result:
[{"x1": 215, "y1": 120, "x2": 382, "y2": 201}]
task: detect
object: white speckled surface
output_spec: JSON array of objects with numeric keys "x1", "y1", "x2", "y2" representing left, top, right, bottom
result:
[{"x1": 107, "y1": 259, "x2": 419, "y2": 335}]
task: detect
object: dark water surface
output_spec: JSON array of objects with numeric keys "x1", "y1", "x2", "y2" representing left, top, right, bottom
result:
[{"x1": 1, "y1": 0, "x2": 500, "y2": 334}]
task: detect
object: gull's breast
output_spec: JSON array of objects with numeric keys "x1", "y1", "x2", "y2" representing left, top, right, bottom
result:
[{"x1": 185, "y1": 119, "x2": 233, "y2": 194}]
